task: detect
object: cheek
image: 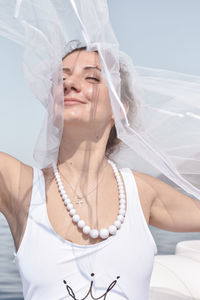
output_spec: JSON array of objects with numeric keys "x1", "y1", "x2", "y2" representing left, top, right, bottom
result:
[
  {"x1": 94, "y1": 87, "x2": 113, "y2": 119},
  {"x1": 81, "y1": 83, "x2": 113, "y2": 121},
  {"x1": 83, "y1": 84, "x2": 101, "y2": 103},
  {"x1": 100, "y1": 87, "x2": 112, "y2": 112}
]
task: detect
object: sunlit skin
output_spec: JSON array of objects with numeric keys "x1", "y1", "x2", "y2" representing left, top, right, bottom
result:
[{"x1": 58, "y1": 49, "x2": 115, "y2": 193}]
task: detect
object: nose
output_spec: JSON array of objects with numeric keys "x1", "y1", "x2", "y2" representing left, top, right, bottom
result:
[{"x1": 63, "y1": 76, "x2": 81, "y2": 94}]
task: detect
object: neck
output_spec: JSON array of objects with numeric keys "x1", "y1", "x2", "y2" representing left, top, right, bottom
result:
[{"x1": 56, "y1": 122, "x2": 113, "y2": 181}]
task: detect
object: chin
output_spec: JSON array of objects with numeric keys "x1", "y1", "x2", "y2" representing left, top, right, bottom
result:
[
  {"x1": 63, "y1": 108, "x2": 112, "y2": 128},
  {"x1": 63, "y1": 113, "x2": 90, "y2": 125},
  {"x1": 64, "y1": 108, "x2": 85, "y2": 120},
  {"x1": 64, "y1": 110, "x2": 93, "y2": 123}
]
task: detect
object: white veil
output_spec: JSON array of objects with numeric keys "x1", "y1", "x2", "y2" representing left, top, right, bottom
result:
[{"x1": 0, "y1": 0, "x2": 199, "y2": 199}]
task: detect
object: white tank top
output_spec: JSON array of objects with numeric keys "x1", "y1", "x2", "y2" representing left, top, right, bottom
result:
[{"x1": 14, "y1": 167, "x2": 157, "y2": 300}]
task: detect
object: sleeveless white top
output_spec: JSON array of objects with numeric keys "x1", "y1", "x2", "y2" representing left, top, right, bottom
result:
[{"x1": 14, "y1": 167, "x2": 157, "y2": 300}]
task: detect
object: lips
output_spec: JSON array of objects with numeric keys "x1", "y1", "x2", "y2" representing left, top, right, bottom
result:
[{"x1": 64, "y1": 97, "x2": 86, "y2": 104}]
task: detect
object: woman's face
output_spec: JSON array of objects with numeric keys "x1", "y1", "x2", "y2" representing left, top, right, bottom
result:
[{"x1": 62, "y1": 49, "x2": 114, "y2": 129}]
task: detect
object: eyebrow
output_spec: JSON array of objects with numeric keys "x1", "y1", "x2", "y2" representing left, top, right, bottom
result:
[{"x1": 62, "y1": 65, "x2": 102, "y2": 72}]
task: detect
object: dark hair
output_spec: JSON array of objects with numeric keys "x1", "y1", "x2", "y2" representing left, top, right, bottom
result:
[{"x1": 105, "y1": 125, "x2": 120, "y2": 156}]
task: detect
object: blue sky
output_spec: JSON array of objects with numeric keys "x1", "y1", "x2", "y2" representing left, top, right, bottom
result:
[
  {"x1": 109, "y1": 0, "x2": 200, "y2": 74},
  {"x1": 0, "y1": 0, "x2": 200, "y2": 165}
]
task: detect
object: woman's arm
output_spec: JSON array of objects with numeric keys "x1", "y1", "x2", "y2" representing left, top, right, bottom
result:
[
  {"x1": 0, "y1": 152, "x2": 21, "y2": 216},
  {"x1": 135, "y1": 171, "x2": 200, "y2": 232}
]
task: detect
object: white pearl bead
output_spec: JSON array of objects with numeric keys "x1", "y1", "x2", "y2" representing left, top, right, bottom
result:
[
  {"x1": 83, "y1": 225, "x2": 91, "y2": 235},
  {"x1": 60, "y1": 190, "x2": 66, "y2": 195},
  {"x1": 62, "y1": 194, "x2": 68, "y2": 201},
  {"x1": 67, "y1": 203, "x2": 73, "y2": 211},
  {"x1": 72, "y1": 214, "x2": 80, "y2": 223},
  {"x1": 119, "y1": 204, "x2": 126, "y2": 210},
  {"x1": 119, "y1": 209, "x2": 126, "y2": 216},
  {"x1": 90, "y1": 229, "x2": 99, "y2": 239},
  {"x1": 120, "y1": 199, "x2": 126, "y2": 205},
  {"x1": 99, "y1": 229, "x2": 109, "y2": 239},
  {"x1": 114, "y1": 220, "x2": 121, "y2": 229},
  {"x1": 109, "y1": 225, "x2": 117, "y2": 235},
  {"x1": 119, "y1": 194, "x2": 125, "y2": 200},
  {"x1": 78, "y1": 220, "x2": 85, "y2": 228},
  {"x1": 59, "y1": 186, "x2": 64, "y2": 192},
  {"x1": 69, "y1": 208, "x2": 76, "y2": 216},
  {"x1": 117, "y1": 215, "x2": 124, "y2": 223},
  {"x1": 64, "y1": 198, "x2": 70, "y2": 205},
  {"x1": 62, "y1": 193, "x2": 66, "y2": 199}
]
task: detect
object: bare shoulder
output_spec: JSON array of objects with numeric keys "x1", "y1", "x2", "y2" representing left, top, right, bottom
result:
[
  {"x1": 132, "y1": 170, "x2": 158, "y2": 199},
  {"x1": 0, "y1": 152, "x2": 33, "y2": 216},
  {"x1": 0, "y1": 151, "x2": 21, "y2": 174},
  {"x1": 131, "y1": 170, "x2": 158, "y2": 223}
]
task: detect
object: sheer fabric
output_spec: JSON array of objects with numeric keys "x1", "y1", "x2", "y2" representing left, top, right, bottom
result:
[{"x1": 0, "y1": 1, "x2": 199, "y2": 196}]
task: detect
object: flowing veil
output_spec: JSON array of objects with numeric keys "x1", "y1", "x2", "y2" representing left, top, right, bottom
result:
[{"x1": 0, "y1": 1, "x2": 200, "y2": 298}]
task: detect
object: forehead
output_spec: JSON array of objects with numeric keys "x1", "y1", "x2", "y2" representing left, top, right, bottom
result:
[{"x1": 62, "y1": 50, "x2": 102, "y2": 69}]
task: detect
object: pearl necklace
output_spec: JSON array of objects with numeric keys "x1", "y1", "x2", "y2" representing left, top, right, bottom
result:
[{"x1": 52, "y1": 159, "x2": 126, "y2": 240}]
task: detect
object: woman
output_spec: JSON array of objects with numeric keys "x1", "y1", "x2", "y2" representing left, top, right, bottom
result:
[
  {"x1": 0, "y1": 45, "x2": 200, "y2": 299},
  {"x1": 1, "y1": 0, "x2": 200, "y2": 299}
]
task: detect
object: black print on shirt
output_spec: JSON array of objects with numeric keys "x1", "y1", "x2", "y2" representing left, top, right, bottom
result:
[{"x1": 63, "y1": 272, "x2": 120, "y2": 299}]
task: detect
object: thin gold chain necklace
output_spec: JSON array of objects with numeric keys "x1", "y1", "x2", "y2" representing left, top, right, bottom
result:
[{"x1": 57, "y1": 162, "x2": 108, "y2": 207}]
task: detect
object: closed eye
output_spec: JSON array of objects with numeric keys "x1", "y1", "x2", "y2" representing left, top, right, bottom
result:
[
  {"x1": 86, "y1": 77, "x2": 100, "y2": 82},
  {"x1": 62, "y1": 76, "x2": 100, "y2": 82}
]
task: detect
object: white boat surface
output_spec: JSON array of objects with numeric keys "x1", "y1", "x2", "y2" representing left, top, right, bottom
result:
[{"x1": 150, "y1": 240, "x2": 200, "y2": 299}]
